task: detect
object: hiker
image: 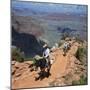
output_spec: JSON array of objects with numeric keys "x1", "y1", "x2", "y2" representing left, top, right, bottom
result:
[
  {"x1": 43, "y1": 43, "x2": 51, "y2": 76},
  {"x1": 63, "y1": 41, "x2": 71, "y2": 56},
  {"x1": 67, "y1": 42, "x2": 71, "y2": 50},
  {"x1": 63, "y1": 42, "x2": 68, "y2": 56}
]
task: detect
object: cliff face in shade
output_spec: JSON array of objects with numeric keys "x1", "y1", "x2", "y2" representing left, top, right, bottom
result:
[{"x1": 12, "y1": 26, "x2": 43, "y2": 57}]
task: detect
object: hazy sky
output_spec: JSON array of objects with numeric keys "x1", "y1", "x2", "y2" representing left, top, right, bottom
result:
[{"x1": 12, "y1": 0, "x2": 87, "y2": 15}]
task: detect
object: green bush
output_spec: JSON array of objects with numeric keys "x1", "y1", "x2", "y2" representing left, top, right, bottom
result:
[
  {"x1": 72, "y1": 75, "x2": 87, "y2": 85},
  {"x1": 61, "y1": 32, "x2": 69, "y2": 40},
  {"x1": 75, "y1": 35, "x2": 83, "y2": 44},
  {"x1": 58, "y1": 41, "x2": 63, "y2": 47},
  {"x1": 75, "y1": 46, "x2": 87, "y2": 64},
  {"x1": 79, "y1": 75, "x2": 87, "y2": 85},
  {"x1": 12, "y1": 47, "x2": 24, "y2": 62}
]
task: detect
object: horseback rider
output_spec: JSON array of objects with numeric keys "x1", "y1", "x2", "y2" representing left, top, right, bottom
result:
[
  {"x1": 63, "y1": 42, "x2": 68, "y2": 50},
  {"x1": 43, "y1": 43, "x2": 51, "y2": 75},
  {"x1": 63, "y1": 41, "x2": 69, "y2": 56},
  {"x1": 63, "y1": 40, "x2": 71, "y2": 56},
  {"x1": 43, "y1": 44, "x2": 50, "y2": 66}
]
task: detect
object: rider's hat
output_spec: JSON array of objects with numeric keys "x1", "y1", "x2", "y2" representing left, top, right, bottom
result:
[{"x1": 43, "y1": 43, "x2": 48, "y2": 48}]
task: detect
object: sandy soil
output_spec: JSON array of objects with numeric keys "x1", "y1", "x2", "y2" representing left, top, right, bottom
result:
[{"x1": 12, "y1": 41, "x2": 80, "y2": 89}]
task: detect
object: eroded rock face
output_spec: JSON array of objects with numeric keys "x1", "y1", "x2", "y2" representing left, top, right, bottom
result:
[
  {"x1": 15, "y1": 73, "x2": 21, "y2": 77},
  {"x1": 24, "y1": 61, "x2": 33, "y2": 65},
  {"x1": 12, "y1": 66, "x2": 16, "y2": 75},
  {"x1": 14, "y1": 62, "x2": 20, "y2": 68},
  {"x1": 12, "y1": 60, "x2": 33, "y2": 79}
]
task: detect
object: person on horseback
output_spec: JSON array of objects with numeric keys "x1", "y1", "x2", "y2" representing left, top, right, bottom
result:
[
  {"x1": 63, "y1": 42, "x2": 68, "y2": 56},
  {"x1": 63, "y1": 40, "x2": 71, "y2": 56},
  {"x1": 34, "y1": 43, "x2": 51, "y2": 81},
  {"x1": 67, "y1": 41, "x2": 71, "y2": 50},
  {"x1": 43, "y1": 43, "x2": 51, "y2": 76}
]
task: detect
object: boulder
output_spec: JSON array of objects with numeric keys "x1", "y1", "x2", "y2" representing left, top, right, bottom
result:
[
  {"x1": 12, "y1": 67, "x2": 16, "y2": 75},
  {"x1": 15, "y1": 73, "x2": 21, "y2": 77},
  {"x1": 12, "y1": 61, "x2": 16, "y2": 65},
  {"x1": 51, "y1": 46, "x2": 56, "y2": 51},
  {"x1": 14, "y1": 62, "x2": 20, "y2": 68}
]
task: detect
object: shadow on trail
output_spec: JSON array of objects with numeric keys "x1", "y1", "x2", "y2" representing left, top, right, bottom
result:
[
  {"x1": 32, "y1": 58, "x2": 52, "y2": 81},
  {"x1": 35, "y1": 70, "x2": 51, "y2": 81}
]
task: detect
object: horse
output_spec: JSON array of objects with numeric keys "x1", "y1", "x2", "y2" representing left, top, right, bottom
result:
[{"x1": 63, "y1": 42, "x2": 71, "y2": 56}]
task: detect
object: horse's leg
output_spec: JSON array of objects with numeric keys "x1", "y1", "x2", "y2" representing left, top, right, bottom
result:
[
  {"x1": 40, "y1": 68, "x2": 45, "y2": 74},
  {"x1": 46, "y1": 61, "x2": 51, "y2": 77},
  {"x1": 30, "y1": 65, "x2": 35, "y2": 72},
  {"x1": 63, "y1": 48, "x2": 66, "y2": 56},
  {"x1": 38, "y1": 67, "x2": 46, "y2": 80},
  {"x1": 35, "y1": 67, "x2": 43, "y2": 81}
]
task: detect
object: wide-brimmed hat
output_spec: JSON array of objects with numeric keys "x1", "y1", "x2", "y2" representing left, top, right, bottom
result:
[{"x1": 43, "y1": 43, "x2": 48, "y2": 48}]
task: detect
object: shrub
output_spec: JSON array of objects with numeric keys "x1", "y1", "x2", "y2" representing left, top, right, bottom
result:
[
  {"x1": 75, "y1": 34, "x2": 83, "y2": 44},
  {"x1": 12, "y1": 47, "x2": 24, "y2": 62},
  {"x1": 72, "y1": 75, "x2": 87, "y2": 85},
  {"x1": 58, "y1": 41, "x2": 63, "y2": 47},
  {"x1": 75, "y1": 46, "x2": 87, "y2": 64},
  {"x1": 79, "y1": 75, "x2": 87, "y2": 85},
  {"x1": 61, "y1": 32, "x2": 69, "y2": 40}
]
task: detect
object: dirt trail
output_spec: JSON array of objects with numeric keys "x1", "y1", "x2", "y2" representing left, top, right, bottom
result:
[{"x1": 12, "y1": 42, "x2": 80, "y2": 89}]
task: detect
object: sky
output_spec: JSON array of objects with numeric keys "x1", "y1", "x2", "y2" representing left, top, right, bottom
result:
[{"x1": 11, "y1": 0, "x2": 87, "y2": 15}]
